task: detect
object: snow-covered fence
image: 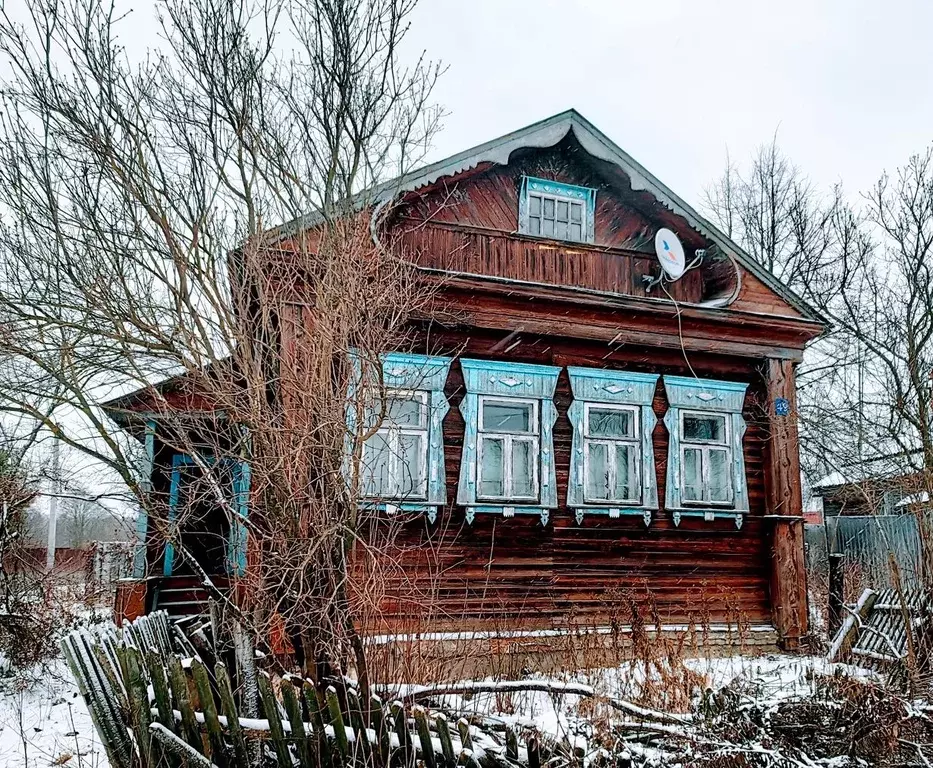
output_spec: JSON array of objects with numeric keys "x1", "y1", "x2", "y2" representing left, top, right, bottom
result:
[
  {"x1": 827, "y1": 514, "x2": 923, "y2": 591},
  {"x1": 61, "y1": 611, "x2": 548, "y2": 767}
]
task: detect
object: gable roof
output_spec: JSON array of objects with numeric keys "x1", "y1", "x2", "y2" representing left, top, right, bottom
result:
[{"x1": 275, "y1": 109, "x2": 822, "y2": 323}]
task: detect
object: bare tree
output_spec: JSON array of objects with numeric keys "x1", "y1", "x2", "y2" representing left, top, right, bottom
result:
[
  {"x1": 708, "y1": 138, "x2": 933, "y2": 578},
  {"x1": 0, "y1": 0, "x2": 443, "y2": 688},
  {"x1": 704, "y1": 136, "x2": 837, "y2": 293}
]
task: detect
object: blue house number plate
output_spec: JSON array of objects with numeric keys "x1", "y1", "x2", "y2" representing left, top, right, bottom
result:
[{"x1": 775, "y1": 397, "x2": 790, "y2": 416}]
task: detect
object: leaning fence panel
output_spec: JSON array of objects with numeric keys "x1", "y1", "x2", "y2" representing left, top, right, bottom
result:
[{"x1": 62, "y1": 609, "x2": 559, "y2": 767}]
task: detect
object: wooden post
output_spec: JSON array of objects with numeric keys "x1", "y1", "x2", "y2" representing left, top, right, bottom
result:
[
  {"x1": 828, "y1": 552, "x2": 845, "y2": 635},
  {"x1": 764, "y1": 358, "x2": 808, "y2": 649}
]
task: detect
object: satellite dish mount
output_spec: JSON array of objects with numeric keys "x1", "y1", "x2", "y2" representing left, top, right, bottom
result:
[{"x1": 642, "y1": 228, "x2": 703, "y2": 293}]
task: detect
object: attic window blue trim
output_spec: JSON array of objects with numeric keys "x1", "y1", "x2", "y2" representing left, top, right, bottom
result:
[
  {"x1": 518, "y1": 176, "x2": 596, "y2": 244},
  {"x1": 347, "y1": 351, "x2": 452, "y2": 523},
  {"x1": 566, "y1": 368, "x2": 659, "y2": 526},
  {"x1": 457, "y1": 358, "x2": 560, "y2": 526},
  {"x1": 662, "y1": 376, "x2": 750, "y2": 529}
]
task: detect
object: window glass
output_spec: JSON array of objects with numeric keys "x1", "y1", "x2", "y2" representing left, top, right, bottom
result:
[
  {"x1": 476, "y1": 397, "x2": 540, "y2": 501},
  {"x1": 399, "y1": 433, "x2": 424, "y2": 496},
  {"x1": 482, "y1": 401, "x2": 533, "y2": 433},
  {"x1": 581, "y1": 403, "x2": 640, "y2": 505},
  {"x1": 683, "y1": 447, "x2": 702, "y2": 502},
  {"x1": 511, "y1": 440, "x2": 535, "y2": 497},
  {"x1": 387, "y1": 396, "x2": 424, "y2": 427},
  {"x1": 364, "y1": 394, "x2": 425, "y2": 429},
  {"x1": 363, "y1": 433, "x2": 392, "y2": 497},
  {"x1": 524, "y1": 188, "x2": 590, "y2": 244},
  {"x1": 588, "y1": 407, "x2": 635, "y2": 439},
  {"x1": 585, "y1": 442, "x2": 610, "y2": 501},
  {"x1": 683, "y1": 413, "x2": 726, "y2": 443},
  {"x1": 479, "y1": 437, "x2": 504, "y2": 497},
  {"x1": 680, "y1": 412, "x2": 733, "y2": 505},
  {"x1": 614, "y1": 444, "x2": 635, "y2": 500},
  {"x1": 708, "y1": 449, "x2": 730, "y2": 502},
  {"x1": 360, "y1": 391, "x2": 428, "y2": 500}
]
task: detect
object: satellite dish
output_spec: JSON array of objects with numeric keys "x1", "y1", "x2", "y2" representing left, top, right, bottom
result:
[{"x1": 654, "y1": 228, "x2": 686, "y2": 280}]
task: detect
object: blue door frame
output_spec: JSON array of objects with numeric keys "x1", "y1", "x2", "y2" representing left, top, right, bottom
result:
[{"x1": 164, "y1": 453, "x2": 250, "y2": 578}]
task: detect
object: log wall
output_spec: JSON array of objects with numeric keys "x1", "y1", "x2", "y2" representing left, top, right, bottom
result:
[{"x1": 355, "y1": 327, "x2": 775, "y2": 635}]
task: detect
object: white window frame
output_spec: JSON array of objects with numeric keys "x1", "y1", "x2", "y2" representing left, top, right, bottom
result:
[
  {"x1": 476, "y1": 395, "x2": 540, "y2": 502},
  {"x1": 361, "y1": 390, "x2": 429, "y2": 500},
  {"x1": 582, "y1": 402, "x2": 641, "y2": 505},
  {"x1": 679, "y1": 410, "x2": 733, "y2": 506},
  {"x1": 526, "y1": 191, "x2": 587, "y2": 243}
]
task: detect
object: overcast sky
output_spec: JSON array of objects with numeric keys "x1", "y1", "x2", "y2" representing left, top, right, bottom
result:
[{"x1": 403, "y1": 0, "x2": 933, "y2": 209}]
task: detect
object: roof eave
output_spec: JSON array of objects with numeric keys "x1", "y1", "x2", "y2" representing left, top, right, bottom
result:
[{"x1": 271, "y1": 108, "x2": 825, "y2": 324}]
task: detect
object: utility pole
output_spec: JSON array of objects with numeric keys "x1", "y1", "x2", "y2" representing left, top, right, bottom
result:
[{"x1": 46, "y1": 439, "x2": 60, "y2": 572}]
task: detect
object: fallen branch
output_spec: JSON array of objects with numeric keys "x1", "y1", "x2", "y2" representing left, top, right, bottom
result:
[
  {"x1": 149, "y1": 723, "x2": 217, "y2": 768},
  {"x1": 390, "y1": 679, "x2": 693, "y2": 726}
]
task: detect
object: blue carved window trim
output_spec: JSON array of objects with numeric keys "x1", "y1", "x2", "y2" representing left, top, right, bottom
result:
[
  {"x1": 567, "y1": 368, "x2": 659, "y2": 526},
  {"x1": 662, "y1": 376, "x2": 750, "y2": 529},
  {"x1": 457, "y1": 359, "x2": 560, "y2": 526},
  {"x1": 165, "y1": 453, "x2": 250, "y2": 577},
  {"x1": 347, "y1": 351, "x2": 452, "y2": 523},
  {"x1": 518, "y1": 176, "x2": 596, "y2": 244}
]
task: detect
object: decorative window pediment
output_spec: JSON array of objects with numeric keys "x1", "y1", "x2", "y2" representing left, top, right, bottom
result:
[
  {"x1": 567, "y1": 368, "x2": 660, "y2": 526},
  {"x1": 662, "y1": 376, "x2": 750, "y2": 529},
  {"x1": 518, "y1": 177, "x2": 596, "y2": 244},
  {"x1": 348, "y1": 352, "x2": 452, "y2": 523},
  {"x1": 457, "y1": 359, "x2": 560, "y2": 526}
]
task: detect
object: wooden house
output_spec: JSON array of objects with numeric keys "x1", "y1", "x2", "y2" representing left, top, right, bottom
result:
[{"x1": 108, "y1": 111, "x2": 823, "y2": 650}]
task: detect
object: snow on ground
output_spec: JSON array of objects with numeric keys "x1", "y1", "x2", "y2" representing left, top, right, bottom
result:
[
  {"x1": 0, "y1": 648, "x2": 875, "y2": 767},
  {"x1": 0, "y1": 658, "x2": 109, "y2": 768},
  {"x1": 387, "y1": 653, "x2": 877, "y2": 744}
]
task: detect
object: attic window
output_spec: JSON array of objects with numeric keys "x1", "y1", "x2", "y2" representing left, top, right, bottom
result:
[{"x1": 519, "y1": 177, "x2": 596, "y2": 243}]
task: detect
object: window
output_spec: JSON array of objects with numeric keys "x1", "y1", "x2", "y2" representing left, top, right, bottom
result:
[
  {"x1": 361, "y1": 391, "x2": 429, "y2": 499},
  {"x1": 566, "y1": 368, "x2": 659, "y2": 525},
  {"x1": 662, "y1": 376, "x2": 750, "y2": 528},
  {"x1": 680, "y1": 412, "x2": 731, "y2": 504},
  {"x1": 477, "y1": 398, "x2": 539, "y2": 500},
  {"x1": 583, "y1": 404, "x2": 639, "y2": 504},
  {"x1": 519, "y1": 177, "x2": 596, "y2": 244},
  {"x1": 348, "y1": 352, "x2": 452, "y2": 521},
  {"x1": 457, "y1": 359, "x2": 561, "y2": 525},
  {"x1": 527, "y1": 194, "x2": 585, "y2": 241}
]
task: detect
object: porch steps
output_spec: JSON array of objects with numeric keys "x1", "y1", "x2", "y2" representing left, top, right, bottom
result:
[{"x1": 152, "y1": 575, "x2": 227, "y2": 619}]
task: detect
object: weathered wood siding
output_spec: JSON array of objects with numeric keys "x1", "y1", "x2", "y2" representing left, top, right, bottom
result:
[
  {"x1": 397, "y1": 143, "x2": 705, "y2": 303},
  {"x1": 356, "y1": 328, "x2": 774, "y2": 633}
]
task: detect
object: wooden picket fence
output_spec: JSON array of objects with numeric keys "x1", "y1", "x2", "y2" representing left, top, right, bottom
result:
[{"x1": 62, "y1": 611, "x2": 543, "y2": 767}]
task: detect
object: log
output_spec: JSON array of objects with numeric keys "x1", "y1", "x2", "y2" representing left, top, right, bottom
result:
[
  {"x1": 149, "y1": 722, "x2": 217, "y2": 768},
  {"x1": 827, "y1": 588, "x2": 879, "y2": 661}
]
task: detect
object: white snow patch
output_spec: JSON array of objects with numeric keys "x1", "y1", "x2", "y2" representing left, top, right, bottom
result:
[{"x1": 0, "y1": 658, "x2": 109, "y2": 768}]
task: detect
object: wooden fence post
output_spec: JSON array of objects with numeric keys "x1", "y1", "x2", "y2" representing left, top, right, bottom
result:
[{"x1": 828, "y1": 552, "x2": 845, "y2": 635}]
